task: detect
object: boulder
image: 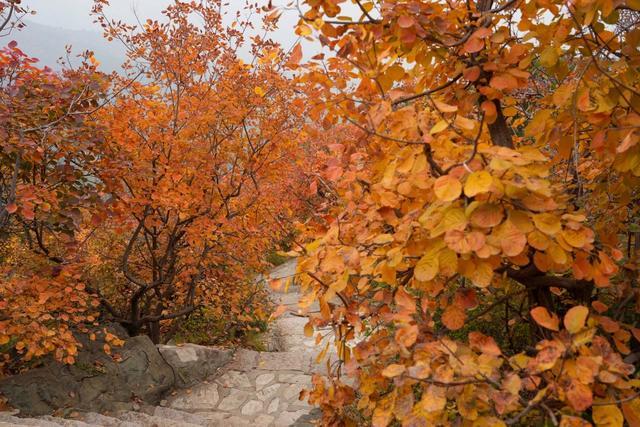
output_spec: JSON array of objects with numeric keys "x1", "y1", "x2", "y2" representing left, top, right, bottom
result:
[
  {"x1": 0, "y1": 325, "x2": 175, "y2": 416},
  {"x1": 156, "y1": 343, "x2": 232, "y2": 387}
]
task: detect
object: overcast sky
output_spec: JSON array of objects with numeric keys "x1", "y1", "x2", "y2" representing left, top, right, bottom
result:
[{"x1": 16, "y1": 0, "x2": 310, "y2": 70}]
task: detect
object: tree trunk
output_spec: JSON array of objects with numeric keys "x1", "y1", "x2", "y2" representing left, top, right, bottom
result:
[{"x1": 148, "y1": 321, "x2": 161, "y2": 344}]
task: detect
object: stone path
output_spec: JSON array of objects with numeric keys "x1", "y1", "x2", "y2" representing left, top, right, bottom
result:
[
  {"x1": 1, "y1": 259, "x2": 333, "y2": 426},
  {"x1": 161, "y1": 260, "x2": 326, "y2": 425}
]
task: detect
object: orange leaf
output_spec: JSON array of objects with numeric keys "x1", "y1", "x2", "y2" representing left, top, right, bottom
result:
[
  {"x1": 270, "y1": 304, "x2": 288, "y2": 319},
  {"x1": 469, "y1": 331, "x2": 501, "y2": 356},
  {"x1": 566, "y1": 379, "x2": 593, "y2": 411},
  {"x1": 490, "y1": 73, "x2": 519, "y2": 90},
  {"x1": 442, "y1": 305, "x2": 466, "y2": 330},
  {"x1": 463, "y1": 66, "x2": 481, "y2": 82},
  {"x1": 530, "y1": 306, "x2": 560, "y2": 331},
  {"x1": 382, "y1": 363, "x2": 406, "y2": 378},
  {"x1": 470, "y1": 203, "x2": 503, "y2": 228},
  {"x1": 463, "y1": 37, "x2": 484, "y2": 54}
]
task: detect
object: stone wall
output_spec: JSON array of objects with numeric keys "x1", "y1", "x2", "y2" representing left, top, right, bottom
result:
[{"x1": 0, "y1": 325, "x2": 232, "y2": 416}]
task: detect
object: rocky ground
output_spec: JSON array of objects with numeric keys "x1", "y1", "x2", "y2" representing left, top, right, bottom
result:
[{"x1": 1, "y1": 259, "x2": 334, "y2": 426}]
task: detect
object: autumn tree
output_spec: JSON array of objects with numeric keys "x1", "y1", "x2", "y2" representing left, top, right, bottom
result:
[
  {"x1": 0, "y1": 40, "x2": 110, "y2": 372},
  {"x1": 292, "y1": 0, "x2": 640, "y2": 425},
  {"x1": 89, "y1": 0, "x2": 310, "y2": 343}
]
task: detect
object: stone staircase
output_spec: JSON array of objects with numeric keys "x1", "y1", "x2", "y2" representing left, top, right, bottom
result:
[{"x1": 1, "y1": 260, "x2": 333, "y2": 426}]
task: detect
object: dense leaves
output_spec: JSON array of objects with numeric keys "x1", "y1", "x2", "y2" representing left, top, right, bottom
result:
[
  {"x1": 292, "y1": 0, "x2": 640, "y2": 425},
  {"x1": 0, "y1": 41, "x2": 107, "y2": 372}
]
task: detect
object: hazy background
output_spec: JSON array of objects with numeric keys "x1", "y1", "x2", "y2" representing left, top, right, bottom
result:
[{"x1": 11, "y1": 0, "x2": 306, "y2": 72}]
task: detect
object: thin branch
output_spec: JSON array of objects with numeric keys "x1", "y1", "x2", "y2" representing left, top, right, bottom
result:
[{"x1": 392, "y1": 74, "x2": 462, "y2": 107}]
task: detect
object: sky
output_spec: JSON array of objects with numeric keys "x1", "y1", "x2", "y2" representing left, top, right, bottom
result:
[{"x1": 15, "y1": 0, "x2": 309, "y2": 71}]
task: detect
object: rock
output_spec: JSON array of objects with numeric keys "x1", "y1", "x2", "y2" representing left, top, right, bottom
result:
[
  {"x1": 217, "y1": 389, "x2": 250, "y2": 411},
  {"x1": 256, "y1": 384, "x2": 281, "y2": 402},
  {"x1": 0, "y1": 325, "x2": 175, "y2": 417},
  {"x1": 257, "y1": 351, "x2": 310, "y2": 371},
  {"x1": 117, "y1": 410, "x2": 201, "y2": 427},
  {"x1": 255, "y1": 414, "x2": 275, "y2": 425},
  {"x1": 166, "y1": 383, "x2": 219, "y2": 411},
  {"x1": 216, "y1": 370, "x2": 252, "y2": 389},
  {"x1": 267, "y1": 398, "x2": 280, "y2": 414},
  {"x1": 157, "y1": 344, "x2": 232, "y2": 388},
  {"x1": 283, "y1": 384, "x2": 305, "y2": 402},
  {"x1": 254, "y1": 372, "x2": 275, "y2": 389},
  {"x1": 151, "y1": 406, "x2": 213, "y2": 425},
  {"x1": 38, "y1": 415, "x2": 94, "y2": 426},
  {"x1": 240, "y1": 400, "x2": 262, "y2": 416},
  {"x1": 278, "y1": 373, "x2": 312, "y2": 385},
  {"x1": 0, "y1": 413, "x2": 61, "y2": 426},
  {"x1": 78, "y1": 412, "x2": 138, "y2": 427},
  {"x1": 274, "y1": 410, "x2": 308, "y2": 426}
]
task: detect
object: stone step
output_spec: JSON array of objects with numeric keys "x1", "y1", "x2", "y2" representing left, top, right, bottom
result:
[
  {"x1": 117, "y1": 410, "x2": 203, "y2": 427},
  {"x1": 40, "y1": 415, "x2": 96, "y2": 426},
  {"x1": 77, "y1": 412, "x2": 139, "y2": 427},
  {"x1": 148, "y1": 406, "x2": 215, "y2": 426},
  {"x1": 0, "y1": 413, "x2": 62, "y2": 426}
]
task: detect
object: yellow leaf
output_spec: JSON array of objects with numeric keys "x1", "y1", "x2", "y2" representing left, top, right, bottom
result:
[
  {"x1": 533, "y1": 213, "x2": 561, "y2": 235},
  {"x1": 373, "y1": 233, "x2": 394, "y2": 244},
  {"x1": 254, "y1": 86, "x2": 266, "y2": 96},
  {"x1": 433, "y1": 175, "x2": 462, "y2": 202},
  {"x1": 415, "y1": 251, "x2": 439, "y2": 281},
  {"x1": 593, "y1": 402, "x2": 624, "y2": 427},
  {"x1": 564, "y1": 305, "x2": 589, "y2": 334},
  {"x1": 430, "y1": 120, "x2": 449, "y2": 134},
  {"x1": 304, "y1": 322, "x2": 314, "y2": 337},
  {"x1": 464, "y1": 171, "x2": 493, "y2": 197},
  {"x1": 622, "y1": 397, "x2": 640, "y2": 426},
  {"x1": 540, "y1": 46, "x2": 559, "y2": 68}
]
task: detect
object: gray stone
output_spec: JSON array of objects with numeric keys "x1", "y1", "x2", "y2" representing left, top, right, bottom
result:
[
  {"x1": 118, "y1": 410, "x2": 201, "y2": 427},
  {"x1": 226, "y1": 415, "x2": 252, "y2": 426},
  {"x1": 283, "y1": 384, "x2": 305, "y2": 402},
  {"x1": 258, "y1": 352, "x2": 310, "y2": 371},
  {"x1": 267, "y1": 398, "x2": 280, "y2": 414},
  {"x1": 166, "y1": 383, "x2": 219, "y2": 411},
  {"x1": 255, "y1": 414, "x2": 275, "y2": 425},
  {"x1": 38, "y1": 416, "x2": 94, "y2": 426},
  {"x1": 274, "y1": 410, "x2": 308, "y2": 426},
  {"x1": 255, "y1": 373, "x2": 275, "y2": 389},
  {"x1": 240, "y1": 400, "x2": 263, "y2": 416},
  {"x1": 194, "y1": 411, "x2": 232, "y2": 421},
  {"x1": 0, "y1": 414, "x2": 61, "y2": 426},
  {"x1": 157, "y1": 344, "x2": 232, "y2": 388},
  {"x1": 217, "y1": 389, "x2": 250, "y2": 411},
  {"x1": 227, "y1": 349, "x2": 259, "y2": 371},
  {"x1": 256, "y1": 383, "x2": 281, "y2": 402},
  {"x1": 79, "y1": 412, "x2": 138, "y2": 427},
  {"x1": 278, "y1": 373, "x2": 312, "y2": 385},
  {"x1": 0, "y1": 325, "x2": 174, "y2": 417},
  {"x1": 152, "y1": 405, "x2": 213, "y2": 425},
  {"x1": 217, "y1": 370, "x2": 252, "y2": 388}
]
